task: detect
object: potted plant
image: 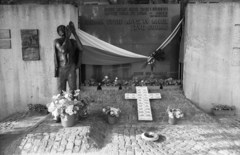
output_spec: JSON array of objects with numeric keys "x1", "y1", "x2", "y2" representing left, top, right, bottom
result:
[
  {"x1": 211, "y1": 104, "x2": 236, "y2": 116},
  {"x1": 102, "y1": 106, "x2": 121, "y2": 125},
  {"x1": 46, "y1": 90, "x2": 82, "y2": 127},
  {"x1": 166, "y1": 107, "x2": 184, "y2": 125}
]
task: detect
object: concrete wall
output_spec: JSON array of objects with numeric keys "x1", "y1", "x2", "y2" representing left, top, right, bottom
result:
[
  {"x1": 183, "y1": 3, "x2": 240, "y2": 115},
  {"x1": 0, "y1": 5, "x2": 78, "y2": 120}
]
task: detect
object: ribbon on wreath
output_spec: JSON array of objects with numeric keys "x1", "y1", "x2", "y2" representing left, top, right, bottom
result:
[{"x1": 143, "y1": 18, "x2": 183, "y2": 69}]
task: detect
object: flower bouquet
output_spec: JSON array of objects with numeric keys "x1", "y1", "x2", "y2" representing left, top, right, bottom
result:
[
  {"x1": 166, "y1": 107, "x2": 184, "y2": 125},
  {"x1": 46, "y1": 90, "x2": 83, "y2": 127},
  {"x1": 102, "y1": 106, "x2": 121, "y2": 125},
  {"x1": 27, "y1": 103, "x2": 48, "y2": 114},
  {"x1": 211, "y1": 104, "x2": 236, "y2": 116}
]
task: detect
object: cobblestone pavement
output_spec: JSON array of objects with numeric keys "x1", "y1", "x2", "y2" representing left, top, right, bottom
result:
[
  {"x1": 1, "y1": 88, "x2": 240, "y2": 155},
  {"x1": 0, "y1": 112, "x2": 48, "y2": 155},
  {"x1": 2, "y1": 114, "x2": 240, "y2": 155}
]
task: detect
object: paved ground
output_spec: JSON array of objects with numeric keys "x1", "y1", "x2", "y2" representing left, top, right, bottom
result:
[
  {"x1": 1, "y1": 88, "x2": 240, "y2": 155},
  {"x1": 0, "y1": 112, "x2": 48, "y2": 155},
  {"x1": 1, "y1": 113, "x2": 240, "y2": 155}
]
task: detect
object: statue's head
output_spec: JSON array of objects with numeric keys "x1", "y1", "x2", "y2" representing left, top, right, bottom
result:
[{"x1": 57, "y1": 25, "x2": 66, "y2": 37}]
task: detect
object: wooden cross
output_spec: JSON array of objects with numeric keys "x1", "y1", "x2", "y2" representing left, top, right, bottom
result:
[{"x1": 125, "y1": 86, "x2": 161, "y2": 121}]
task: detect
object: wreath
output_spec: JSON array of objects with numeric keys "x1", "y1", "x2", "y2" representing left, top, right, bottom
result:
[
  {"x1": 141, "y1": 132, "x2": 159, "y2": 142},
  {"x1": 142, "y1": 49, "x2": 165, "y2": 69}
]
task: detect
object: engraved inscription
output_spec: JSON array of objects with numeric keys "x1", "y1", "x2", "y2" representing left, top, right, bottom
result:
[{"x1": 231, "y1": 48, "x2": 240, "y2": 66}]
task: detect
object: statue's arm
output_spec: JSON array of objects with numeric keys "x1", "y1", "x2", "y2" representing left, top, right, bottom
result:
[{"x1": 69, "y1": 21, "x2": 83, "y2": 52}]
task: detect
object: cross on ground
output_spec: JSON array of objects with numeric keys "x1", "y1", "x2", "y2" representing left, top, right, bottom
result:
[{"x1": 125, "y1": 86, "x2": 161, "y2": 121}]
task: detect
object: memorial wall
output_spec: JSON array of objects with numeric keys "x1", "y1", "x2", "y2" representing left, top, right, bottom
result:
[
  {"x1": 183, "y1": 3, "x2": 240, "y2": 115},
  {"x1": 0, "y1": 5, "x2": 78, "y2": 120},
  {"x1": 78, "y1": 4, "x2": 180, "y2": 82}
]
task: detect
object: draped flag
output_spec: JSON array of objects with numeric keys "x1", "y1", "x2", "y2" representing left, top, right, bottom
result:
[
  {"x1": 76, "y1": 30, "x2": 148, "y2": 65},
  {"x1": 76, "y1": 18, "x2": 182, "y2": 66}
]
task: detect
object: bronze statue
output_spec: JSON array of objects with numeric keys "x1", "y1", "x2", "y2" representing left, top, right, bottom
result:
[{"x1": 54, "y1": 21, "x2": 83, "y2": 95}]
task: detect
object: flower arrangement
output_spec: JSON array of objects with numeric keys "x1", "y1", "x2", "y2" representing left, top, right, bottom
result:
[
  {"x1": 212, "y1": 104, "x2": 236, "y2": 111},
  {"x1": 82, "y1": 76, "x2": 181, "y2": 87},
  {"x1": 46, "y1": 90, "x2": 84, "y2": 120},
  {"x1": 102, "y1": 106, "x2": 121, "y2": 117},
  {"x1": 166, "y1": 107, "x2": 184, "y2": 119},
  {"x1": 27, "y1": 103, "x2": 48, "y2": 113}
]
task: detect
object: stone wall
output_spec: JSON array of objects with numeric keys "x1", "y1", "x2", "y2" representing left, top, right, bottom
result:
[
  {"x1": 183, "y1": 3, "x2": 240, "y2": 115},
  {"x1": 0, "y1": 5, "x2": 78, "y2": 121}
]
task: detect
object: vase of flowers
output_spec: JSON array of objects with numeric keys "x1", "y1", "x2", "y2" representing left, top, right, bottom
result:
[
  {"x1": 166, "y1": 107, "x2": 184, "y2": 125},
  {"x1": 61, "y1": 113, "x2": 76, "y2": 127},
  {"x1": 102, "y1": 106, "x2": 121, "y2": 125},
  {"x1": 46, "y1": 90, "x2": 82, "y2": 127}
]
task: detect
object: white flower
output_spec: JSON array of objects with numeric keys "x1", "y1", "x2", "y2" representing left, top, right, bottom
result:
[
  {"x1": 168, "y1": 112, "x2": 174, "y2": 118},
  {"x1": 52, "y1": 109, "x2": 60, "y2": 117},
  {"x1": 59, "y1": 99, "x2": 66, "y2": 105},
  {"x1": 65, "y1": 105, "x2": 75, "y2": 115},
  {"x1": 64, "y1": 93, "x2": 69, "y2": 99},
  {"x1": 74, "y1": 89, "x2": 80, "y2": 96},
  {"x1": 52, "y1": 94, "x2": 60, "y2": 100},
  {"x1": 47, "y1": 102, "x2": 56, "y2": 112}
]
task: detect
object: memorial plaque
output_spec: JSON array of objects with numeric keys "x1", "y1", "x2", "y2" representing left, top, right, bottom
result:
[
  {"x1": 0, "y1": 29, "x2": 11, "y2": 39},
  {"x1": 0, "y1": 40, "x2": 11, "y2": 49},
  {"x1": 231, "y1": 48, "x2": 240, "y2": 66},
  {"x1": 21, "y1": 29, "x2": 40, "y2": 61},
  {"x1": 79, "y1": 4, "x2": 180, "y2": 80},
  {"x1": 233, "y1": 24, "x2": 240, "y2": 47}
]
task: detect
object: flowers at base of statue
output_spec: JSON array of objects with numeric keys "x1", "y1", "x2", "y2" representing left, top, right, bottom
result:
[
  {"x1": 27, "y1": 103, "x2": 48, "y2": 113},
  {"x1": 211, "y1": 104, "x2": 236, "y2": 111},
  {"x1": 166, "y1": 107, "x2": 184, "y2": 119},
  {"x1": 102, "y1": 106, "x2": 121, "y2": 117},
  {"x1": 46, "y1": 90, "x2": 82, "y2": 121}
]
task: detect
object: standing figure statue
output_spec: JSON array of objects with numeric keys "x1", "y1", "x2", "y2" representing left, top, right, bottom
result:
[{"x1": 54, "y1": 21, "x2": 83, "y2": 95}]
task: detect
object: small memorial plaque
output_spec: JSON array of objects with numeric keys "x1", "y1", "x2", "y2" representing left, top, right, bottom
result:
[
  {"x1": 231, "y1": 48, "x2": 240, "y2": 66},
  {"x1": 0, "y1": 29, "x2": 11, "y2": 39},
  {"x1": 21, "y1": 29, "x2": 40, "y2": 61},
  {"x1": 0, "y1": 40, "x2": 11, "y2": 49},
  {"x1": 233, "y1": 24, "x2": 240, "y2": 46}
]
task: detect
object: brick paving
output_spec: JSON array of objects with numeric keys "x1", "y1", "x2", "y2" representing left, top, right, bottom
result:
[
  {"x1": 1, "y1": 89, "x2": 240, "y2": 155},
  {"x1": 0, "y1": 112, "x2": 48, "y2": 155},
  {"x1": 1, "y1": 114, "x2": 240, "y2": 155}
]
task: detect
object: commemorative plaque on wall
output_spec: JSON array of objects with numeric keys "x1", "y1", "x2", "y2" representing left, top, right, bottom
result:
[
  {"x1": 21, "y1": 29, "x2": 40, "y2": 61},
  {"x1": 0, "y1": 29, "x2": 11, "y2": 49},
  {"x1": 78, "y1": 4, "x2": 180, "y2": 80}
]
